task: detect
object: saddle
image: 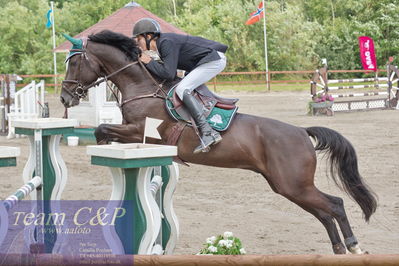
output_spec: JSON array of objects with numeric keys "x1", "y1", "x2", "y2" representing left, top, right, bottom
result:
[
  {"x1": 165, "y1": 84, "x2": 239, "y2": 165},
  {"x1": 170, "y1": 84, "x2": 239, "y2": 123}
]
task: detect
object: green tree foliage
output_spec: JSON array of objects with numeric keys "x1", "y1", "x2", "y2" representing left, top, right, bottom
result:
[
  {"x1": 0, "y1": 0, "x2": 53, "y2": 73},
  {"x1": 1, "y1": 0, "x2": 399, "y2": 74},
  {"x1": 302, "y1": 0, "x2": 399, "y2": 70},
  {"x1": 173, "y1": 0, "x2": 320, "y2": 71}
]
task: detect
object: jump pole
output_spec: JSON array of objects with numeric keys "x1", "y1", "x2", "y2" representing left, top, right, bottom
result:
[
  {"x1": 0, "y1": 254, "x2": 399, "y2": 266},
  {"x1": 0, "y1": 147, "x2": 43, "y2": 253}
]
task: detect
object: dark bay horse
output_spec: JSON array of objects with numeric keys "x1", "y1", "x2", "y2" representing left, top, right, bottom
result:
[{"x1": 60, "y1": 30, "x2": 377, "y2": 254}]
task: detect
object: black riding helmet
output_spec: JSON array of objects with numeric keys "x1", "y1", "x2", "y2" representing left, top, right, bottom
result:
[
  {"x1": 132, "y1": 18, "x2": 161, "y2": 37},
  {"x1": 133, "y1": 18, "x2": 161, "y2": 50}
]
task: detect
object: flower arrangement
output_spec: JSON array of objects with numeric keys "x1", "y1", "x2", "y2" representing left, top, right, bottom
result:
[
  {"x1": 308, "y1": 93, "x2": 335, "y2": 116},
  {"x1": 313, "y1": 93, "x2": 334, "y2": 103},
  {"x1": 198, "y1": 232, "x2": 246, "y2": 255}
]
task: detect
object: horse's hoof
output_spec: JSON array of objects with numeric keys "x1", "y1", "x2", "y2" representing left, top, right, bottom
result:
[{"x1": 332, "y1": 243, "x2": 347, "y2": 254}]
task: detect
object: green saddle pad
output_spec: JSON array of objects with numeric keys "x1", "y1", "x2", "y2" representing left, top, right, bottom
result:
[{"x1": 165, "y1": 89, "x2": 238, "y2": 132}]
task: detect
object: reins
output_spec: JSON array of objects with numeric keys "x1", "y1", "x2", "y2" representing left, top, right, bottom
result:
[{"x1": 119, "y1": 60, "x2": 167, "y2": 107}]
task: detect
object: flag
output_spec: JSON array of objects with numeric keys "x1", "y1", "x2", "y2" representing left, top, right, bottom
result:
[
  {"x1": 245, "y1": 2, "x2": 264, "y2": 25},
  {"x1": 143, "y1": 117, "x2": 163, "y2": 143},
  {"x1": 46, "y1": 7, "x2": 53, "y2": 28},
  {"x1": 358, "y1": 36, "x2": 377, "y2": 72}
]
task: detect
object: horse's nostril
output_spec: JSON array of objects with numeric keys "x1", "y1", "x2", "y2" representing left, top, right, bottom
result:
[{"x1": 60, "y1": 96, "x2": 65, "y2": 104}]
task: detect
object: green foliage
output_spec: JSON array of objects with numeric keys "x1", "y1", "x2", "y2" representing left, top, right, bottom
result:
[
  {"x1": 266, "y1": 2, "x2": 321, "y2": 70},
  {"x1": 0, "y1": 0, "x2": 53, "y2": 73},
  {"x1": 1, "y1": 0, "x2": 399, "y2": 75}
]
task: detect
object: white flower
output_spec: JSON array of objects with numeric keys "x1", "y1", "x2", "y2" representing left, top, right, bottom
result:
[
  {"x1": 225, "y1": 239, "x2": 234, "y2": 248},
  {"x1": 208, "y1": 245, "x2": 218, "y2": 253},
  {"x1": 223, "y1": 231, "x2": 233, "y2": 239},
  {"x1": 206, "y1": 236, "x2": 216, "y2": 245},
  {"x1": 218, "y1": 240, "x2": 227, "y2": 247},
  {"x1": 240, "y1": 248, "x2": 246, "y2": 254}
]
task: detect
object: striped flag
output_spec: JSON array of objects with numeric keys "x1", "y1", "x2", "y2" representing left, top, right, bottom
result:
[{"x1": 245, "y1": 2, "x2": 264, "y2": 25}]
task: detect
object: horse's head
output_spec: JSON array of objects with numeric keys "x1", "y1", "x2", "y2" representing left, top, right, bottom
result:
[
  {"x1": 60, "y1": 31, "x2": 141, "y2": 108},
  {"x1": 60, "y1": 34, "x2": 102, "y2": 108}
]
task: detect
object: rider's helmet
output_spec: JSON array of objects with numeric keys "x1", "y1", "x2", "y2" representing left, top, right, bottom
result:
[{"x1": 132, "y1": 18, "x2": 161, "y2": 37}]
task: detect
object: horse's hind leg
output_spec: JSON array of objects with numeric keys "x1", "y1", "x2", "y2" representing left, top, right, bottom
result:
[
  {"x1": 277, "y1": 184, "x2": 366, "y2": 254},
  {"x1": 273, "y1": 183, "x2": 348, "y2": 254},
  {"x1": 296, "y1": 201, "x2": 348, "y2": 254},
  {"x1": 94, "y1": 123, "x2": 143, "y2": 144},
  {"x1": 321, "y1": 192, "x2": 366, "y2": 254},
  {"x1": 291, "y1": 185, "x2": 367, "y2": 254}
]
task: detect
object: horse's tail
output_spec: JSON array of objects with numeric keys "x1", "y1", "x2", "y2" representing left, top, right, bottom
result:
[{"x1": 306, "y1": 126, "x2": 377, "y2": 222}]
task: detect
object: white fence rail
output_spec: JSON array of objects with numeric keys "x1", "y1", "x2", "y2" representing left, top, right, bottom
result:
[{"x1": 7, "y1": 80, "x2": 45, "y2": 138}]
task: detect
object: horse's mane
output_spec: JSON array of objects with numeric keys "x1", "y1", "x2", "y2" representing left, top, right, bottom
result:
[
  {"x1": 87, "y1": 30, "x2": 179, "y2": 87},
  {"x1": 88, "y1": 30, "x2": 141, "y2": 61}
]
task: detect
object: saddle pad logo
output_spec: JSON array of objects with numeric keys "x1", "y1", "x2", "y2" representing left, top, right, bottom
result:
[{"x1": 209, "y1": 114, "x2": 223, "y2": 125}]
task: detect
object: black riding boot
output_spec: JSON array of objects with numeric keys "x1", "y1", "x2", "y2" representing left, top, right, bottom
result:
[{"x1": 182, "y1": 90, "x2": 222, "y2": 154}]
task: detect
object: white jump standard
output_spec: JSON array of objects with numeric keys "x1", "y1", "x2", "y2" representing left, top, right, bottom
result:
[
  {"x1": 0, "y1": 146, "x2": 20, "y2": 167},
  {"x1": 12, "y1": 118, "x2": 78, "y2": 201},
  {"x1": 9, "y1": 118, "x2": 78, "y2": 253},
  {"x1": 87, "y1": 143, "x2": 179, "y2": 255}
]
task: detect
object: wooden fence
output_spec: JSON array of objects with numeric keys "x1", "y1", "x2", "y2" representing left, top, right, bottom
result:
[{"x1": 16, "y1": 69, "x2": 386, "y2": 92}]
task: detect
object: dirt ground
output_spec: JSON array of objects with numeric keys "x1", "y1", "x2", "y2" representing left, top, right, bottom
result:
[{"x1": 1, "y1": 91, "x2": 398, "y2": 255}]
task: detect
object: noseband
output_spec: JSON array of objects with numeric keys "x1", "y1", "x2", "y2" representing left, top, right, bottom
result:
[{"x1": 62, "y1": 80, "x2": 87, "y2": 99}]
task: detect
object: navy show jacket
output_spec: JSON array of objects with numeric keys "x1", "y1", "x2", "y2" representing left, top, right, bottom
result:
[{"x1": 145, "y1": 33, "x2": 228, "y2": 80}]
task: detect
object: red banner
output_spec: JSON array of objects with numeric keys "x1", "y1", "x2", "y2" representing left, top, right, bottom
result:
[{"x1": 358, "y1": 36, "x2": 377, "y2": 72}]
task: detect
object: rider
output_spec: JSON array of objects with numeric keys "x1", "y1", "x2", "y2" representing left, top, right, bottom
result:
[{"x1": 132, "y1": 18, "x2": 228, "y2": 154}]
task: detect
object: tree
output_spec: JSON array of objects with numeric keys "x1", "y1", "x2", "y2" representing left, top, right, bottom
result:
[
  {"x1": 0, "y1": 0, "x2": 53, "y2": 74},
  {"x1": 2, "y1": 0, "x2": 399, "y2": 74},
  {"x1": 173, "y1": 0, "x2": 320, "y2": 71}
]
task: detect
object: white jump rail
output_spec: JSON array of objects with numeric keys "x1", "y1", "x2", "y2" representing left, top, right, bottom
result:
[
  {"x1": 7, "y1": 80, "x2": 45, "y2": 139},
  {"x1": 310, "y1": 64, "x2": 399, "y2": 112}
]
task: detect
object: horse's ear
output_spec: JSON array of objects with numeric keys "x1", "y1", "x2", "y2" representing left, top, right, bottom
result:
[{"x1": 62, "y1": 33, "x2": 83, "y2": 49}]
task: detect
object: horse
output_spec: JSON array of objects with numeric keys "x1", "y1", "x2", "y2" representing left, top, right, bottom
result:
[{"x1": 60, "y1": 30, "x2": 377, "y2": 254}]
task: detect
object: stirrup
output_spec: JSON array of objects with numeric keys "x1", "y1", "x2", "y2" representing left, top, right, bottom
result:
[
  {"x1": 194, "y1": 145, "x2": 211, "y2": 154},
  {"x1": 193, "y1": 133, "x2": 222, "y2": 154},
  {"x1": 193, "y1": 142, "x2": 212, "y2": 154}
]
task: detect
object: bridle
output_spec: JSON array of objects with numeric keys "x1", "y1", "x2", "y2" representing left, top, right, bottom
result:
[
  {"x1": 62, "y1": 49, "x2": 93, "y2": 100},
  {"x1": 62, "y1": 44, "x2": 167, "y2": 107}
]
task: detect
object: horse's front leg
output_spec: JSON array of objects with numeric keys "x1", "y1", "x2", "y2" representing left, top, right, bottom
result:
[{"x1": 94, "y1": 123, "x2": 143, "y2": 144}]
